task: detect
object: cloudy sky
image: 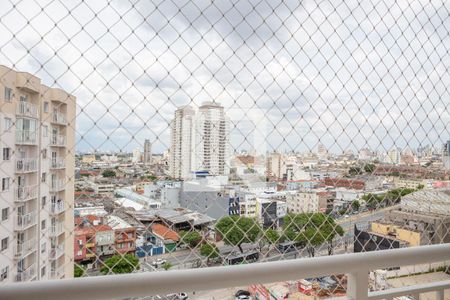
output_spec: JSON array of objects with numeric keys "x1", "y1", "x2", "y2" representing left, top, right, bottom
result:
[{"x1": 0, "y1": 0, "x2": 449, "y2": 154}]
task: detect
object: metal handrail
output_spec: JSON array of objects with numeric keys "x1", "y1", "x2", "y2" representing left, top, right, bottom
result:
[{"x1": 0, "y1": 244, "x2": 449, "y2": 300}]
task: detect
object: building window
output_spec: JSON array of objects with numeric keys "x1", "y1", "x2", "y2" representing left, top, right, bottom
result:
[
  {"x1": 41, "y1": 266, "x2": 46, "y2": 277},
  {"x1": 0, "y1": 267, "x2": 8, "y2": 281},
  {"x1": 1, "y1": 237, "x2": 8, "y2": 251},
  {"x1": 41, "y1": 242, "x2": 46, "y2": 254},
  {"x1": 41, "y1": 172, "x2": 46, "y2": 183},
  {"x1": 43, "y1": 125, "x2": 48, "y2": 137},
  {"x1": 4, "y1": 87, "x2": 12, "y2": 102},
  {"x1": 41, "y1": 219, "x2": 46, "y2": 230},
  {"x1": 41, "y1": 196, "x2": 46, "y2": 208},
  {"x1": 42, "y1": 148, "x2": 47, "y2": 159},
  {"x1": 1, "y1": 178, "x2": 10, "y2": 191},
  {"x1": 43, "y1": 102, "x2": 49, "y2": 113},
  {"x1": 3, "y1": 117, "x2": 12, "y2": 132},
  {"x1": 2, "y1": 148, "x2": 11, "y2": 161},
  {"x1": 1, "y1": 208, "x2": 8, "y2": 221},
  {"x1": 77, "y1": 250, "x2": 82, "y2": 256}
]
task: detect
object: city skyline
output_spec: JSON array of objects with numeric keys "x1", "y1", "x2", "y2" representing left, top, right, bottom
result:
[{"x1": 0, "y1": 0, "x2": 448, "y2": 154}]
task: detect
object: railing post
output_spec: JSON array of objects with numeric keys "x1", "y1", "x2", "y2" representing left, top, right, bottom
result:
[{"x1": 347, "y1": 270, "x2": 369, "y2": 300}]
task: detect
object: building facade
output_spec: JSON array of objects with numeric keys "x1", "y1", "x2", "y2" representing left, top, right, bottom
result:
[
  {"x1": 0, "y1": 65, "x2": 76, "y2": 282},
  {"x1": 169, "y1": 106, "x2": 195, "y2": 179},
  {"x1": 143, "y1": 139, "x2": 152, "y2": 166}
]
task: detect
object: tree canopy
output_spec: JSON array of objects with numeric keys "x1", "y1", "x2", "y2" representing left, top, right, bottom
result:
[
  {"x1": 282, "y1": 213, "x2": 344, "y2": 257},
  {"x1": 215, "y1": 216, "x2": 262, "y2": 253},
  {"x1": 180, "y1": 230, "x2": 202, "y2": 248},
  {"x1": 200, "y1": 243, "x2": 220, "y2": 261},
  {"x1": 100, "y1": 254, "x2": 139, "y2": 275},
  {"x1": 102, "y1": 169, "x2": 116, "y2": 178}
]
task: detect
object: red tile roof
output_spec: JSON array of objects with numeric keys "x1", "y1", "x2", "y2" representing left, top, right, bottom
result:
[{"x1": 151, "y1": 224, "x2": 180, "y2": 242}]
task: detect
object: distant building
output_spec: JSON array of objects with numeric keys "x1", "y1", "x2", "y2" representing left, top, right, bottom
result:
[
  {"x1": 385, "y1": 148, "x2": 401, "y2": 165},
  {"x1": 169, "y1": 103, "x2": 230, "y2": 179},
  {"x1": 192, "y1": 102, "x2": 230, "y2": 176},
  {"x1": 169, "y1": 106, "x2": 195, "y2": 179},
  {"x1": 286, "y1": 190, "x2": 332, "y2": 213},
  {"x1": 354, "y1": 225, "x2": 407, "y2": 253},
  {"x1": 82, "y1": 154, "x2": 96, "y2": 164},
  {"x1": 143, "y1": 139, "x2": 152, "y2": 165},
  {"x1": 132, "y1": 148, "x2": 141, "y2": 163}
]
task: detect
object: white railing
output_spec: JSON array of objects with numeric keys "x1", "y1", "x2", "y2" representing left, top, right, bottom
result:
[
  {"x1": 50, "y1": 134, "x2": 66, "y2": 147},
  {"x1": 16, "y1": 158, "x2": 38, "y2": 173},
  {"x1": 50, "y1": 157, "x2": 65, "y2": 169},
  {"x1": 13, "y1": 238, "x2": 36, "y2": 258},
  {"x1": 15, "y1": 212, "x2": 36, "y2": 231},
  {"x1": 50, "y1": 202, "x2": 65, "y2": 214},
  {"x1": 49, "y1": 243, "x2": 65, "y2": 260},
  {"x1": 49, "y1": 223, "x2": 64, "y2": 237},
  {"x1": 16, "y1": 130, "x2": 37, "y2": 145},
  {"x1": 52, "y1": 112, "x2": 67, "y2": 125},
  {"x1": 0, "y1": 244, "x2": 448, "y2": 300},
  {"x1": 14, "y1": 264, "x2": 36, "y2": 283},
  {"x1": 16, "y1": 101, "x2": 38, "y2": 119},
  {"x1": 15, "y1": 185, "x2": 38, "y2": 202},
  {"x1": 50, "y1": 179, "x2": 65, "y2": 192}
]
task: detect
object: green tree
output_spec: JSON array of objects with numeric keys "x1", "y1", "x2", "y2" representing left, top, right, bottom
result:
[
  {"x1": 351, "y1": 200, "x2": 360, "y2": 212},
  {"x1": 100, "y1": 254, "x2": 140, "y2": 275},
  {"x1": 148, "y1": 175, "x2": 157, "y2": 181},
  {"x1": 102, "y1": 169, "x2": 116, "y2": 178},
  {"x1": 417, "y1": 184, "x2": 424, "y2": 190},
  {"x1": 348, "y1": 167, "x2": 362, "y2": 176},
  {"x1": 264, "y1": 228, "x2": 280, "y2": 244},
  {"x1": 364, "y1": 163, "x2": 375, "y2": 173},
  {"x1": 180, "y1": 230, "x2": 202, "y2": 248},
  {"x1": 74, "y1": 264, "x2": 84, "y2": 277},
  {"x1": 200, "y1": 243, "x2": 220, "y2": 263},
  {"x1": 282, "y1": 213, "x2": 344, "y2": 257},
  {"x1": 162, "y1": 262, "x2": 173, "y2": 271},
  {"x1": 215, "y1": 216, "x2": 262, "y2": 253}
]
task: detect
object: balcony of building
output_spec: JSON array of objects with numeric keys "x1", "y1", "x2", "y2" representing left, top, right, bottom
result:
[
  {"x1": 14, "y1": 212, "x2": 36, "y2": 231},
  {"x1": 15, "y1": 158, "x2": 38, "y2": 173},
  {"x1": 50, "y1": 179, "x2": 65, "y2": 193},
  {"x1": 13, "y1": 238, "x2": 36, "y2": 259},
  {"x1": 15, "y1": 185, "x2": 38, "y2": 202},
  {"x1": 48, "y1": 222, "x2": 64, "y2": 237},
  {"x1": 49, "y1": 243, "x2": 65, "y2": 260},
  {"x1": 51, "y1": 111, "x2": 67, "y2": 126},
  {"x1": 50, "y1": 134, "x2": 66, "y2": 147},
  {"x1": 49, "y1": 201, "x2": 65, "y2": 215},
  {"x1": 14, "y1": 263, "x2": 37, "y2": 283},
  {"x1": 50, "y1": 157, "x2": 65, "y2": 169},
  {"x1": 16, "y1": 101, "x2": 38, "y2": 119},
  {"x1": 15, "y1": 130, "x2": 37, "y2": 145}
]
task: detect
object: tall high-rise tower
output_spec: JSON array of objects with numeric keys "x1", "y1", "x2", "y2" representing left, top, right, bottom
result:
[
  {"x1": 192, "y1": 102, "x2": 229, "y2": 176},
  {"x1": 169, "y1": 106, "x2": 195, "y2": 179},
  {"x1": 0, "y1": 65, "x2": 76, "y2": 282},
  {"x1": 143, "y1": 139, "x2": 152, "y2": 166}
]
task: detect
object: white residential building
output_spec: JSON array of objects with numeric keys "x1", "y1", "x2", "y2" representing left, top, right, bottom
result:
[
  {"x1": 169, "y1": 106, "x2": 195, "y2": 179},
  {"x1": 0, "y1": 65, "x2": 76, "y2": 282},
  {"x1": 169, "y1": 103, "x2": 230, "y2": 179}
]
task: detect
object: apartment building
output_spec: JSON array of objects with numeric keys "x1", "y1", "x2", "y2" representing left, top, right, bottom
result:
[
  {"x1": 169, "y1": 102, "x2": 230, "y2": 179},
  {"x1": 0, "y1": 65, "x2": 75, "y2": 282}
]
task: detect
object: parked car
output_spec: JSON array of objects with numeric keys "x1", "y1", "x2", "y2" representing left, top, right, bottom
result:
[
  {"x1": 235, "y1": 290, "x2": 251, "y2": 300},
  {"x1": 151, "y1": 258, "x2": 167, "y2": 267}
]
